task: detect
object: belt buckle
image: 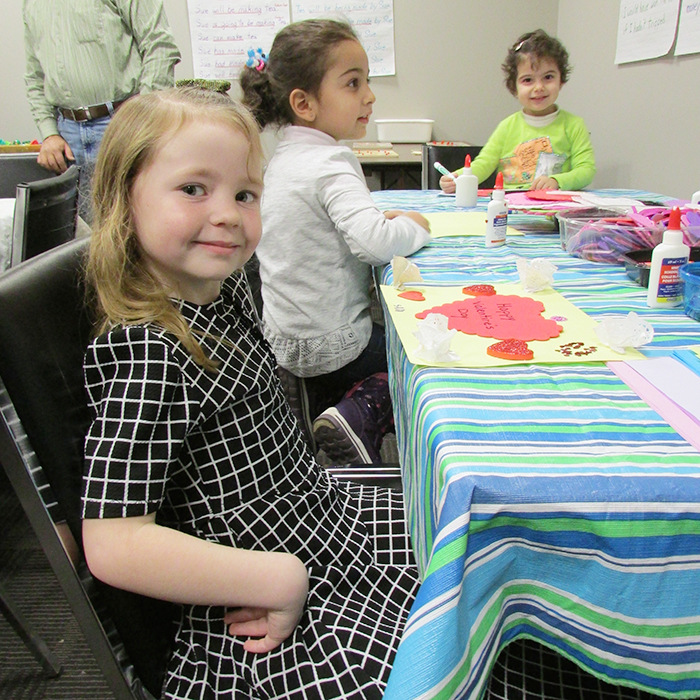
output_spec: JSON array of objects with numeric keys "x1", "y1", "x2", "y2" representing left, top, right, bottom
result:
[{"x1": 73, "y1": 107, "x2": 91, "y2": 122}]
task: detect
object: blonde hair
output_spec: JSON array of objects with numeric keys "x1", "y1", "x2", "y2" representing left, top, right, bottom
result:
[{"x1": 86, "y1": 87, "x2": 263, "y2": 369}]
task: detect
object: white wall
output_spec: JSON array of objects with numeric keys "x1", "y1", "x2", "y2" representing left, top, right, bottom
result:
[
  {"x1": 2, "y1": 1, "x2": 698, "y2": 199},
  {"x1": 0, "y1": 1, "x2": 557, "y2": 148},
  {"x1": 557, "y1": 0, "x2": 700, "y2": 199}
]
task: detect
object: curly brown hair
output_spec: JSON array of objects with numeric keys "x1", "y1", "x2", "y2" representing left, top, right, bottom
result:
[{"x1": 502, "y1": 29, "x2": 571, "y2": 96}]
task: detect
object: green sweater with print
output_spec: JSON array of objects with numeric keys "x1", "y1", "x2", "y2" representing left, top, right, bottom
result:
[{"x1": 455, "y1": 109, "x2": 595, "y2": 190}]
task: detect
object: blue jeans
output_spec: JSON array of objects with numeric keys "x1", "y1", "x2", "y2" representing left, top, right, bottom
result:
[
  {"x1": 304, "y1": 323, "x2": 388, "y2": 419},
  {"x1": 57, "y1": 113, "x2": 111, "y2": 167},
  {"x1": 57, "y1": 113, "x2": 112, "y2": 222}
]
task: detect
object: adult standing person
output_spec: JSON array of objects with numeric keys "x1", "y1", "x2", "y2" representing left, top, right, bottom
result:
[{"x1": 23, "y1": 0, "x2": 181, "y2": 215}]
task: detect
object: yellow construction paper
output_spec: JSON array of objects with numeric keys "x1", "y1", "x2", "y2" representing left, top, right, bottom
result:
[
  {"x1": 426, "y1": 212, "x2": 522, "y2": 238},
  {"x1": 381, "y1": 283, "x2": 647, "y2": 368}
]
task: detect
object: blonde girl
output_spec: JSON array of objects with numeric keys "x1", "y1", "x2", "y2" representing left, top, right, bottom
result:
[{"x1": 81, "y1": 87, "x2": 419, "y2": 700}]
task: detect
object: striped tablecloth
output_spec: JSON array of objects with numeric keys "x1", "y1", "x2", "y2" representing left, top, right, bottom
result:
[{"x1": 373, "y1": 190, "x2": 700, "y2": 700}]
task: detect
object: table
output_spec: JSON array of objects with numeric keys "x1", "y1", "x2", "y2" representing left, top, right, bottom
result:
[
  {"x1": 357, "y1": 143, "x2": 423, "y2": 190},
  {"x1": 372, "y1": 189, "x2": 700, "y2": 700}
]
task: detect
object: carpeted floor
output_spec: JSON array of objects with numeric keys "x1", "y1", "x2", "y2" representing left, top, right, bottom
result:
[{"x1": 0, "y1": 469, "x2": 112, "y2": 700}]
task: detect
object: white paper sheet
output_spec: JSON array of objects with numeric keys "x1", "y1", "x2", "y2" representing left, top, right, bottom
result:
[
  {"x1": 290, "y1": 0, "x2": 396, "y2": 76},
  {"x1": 615, "y1": 0, "x2": 681, "y2": 64},
  {"x1": 187, "y1": 0, "x2": 290, "y2": 81},
  {"x1": 675, "y1": 0, "x2": 700, "y2": 54},
  {"x1": 623, "y1": 356, "x2": 700, "y2": 420}
]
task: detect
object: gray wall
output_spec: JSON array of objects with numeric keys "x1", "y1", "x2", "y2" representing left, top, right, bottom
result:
[
  {"x1": 2, "y1": 1, "x2": 699, "y2": 198},
  {"x1": 557, "y1": 0, "x2": 700, "y2": 199}
]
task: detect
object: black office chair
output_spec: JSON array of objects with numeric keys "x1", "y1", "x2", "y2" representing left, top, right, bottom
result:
[
  {"x1": 0, "y1": 238, "x2": 405, "y2": 699},
  {"x1": 0, "y1": 238, "x2": 173, "y2": 700},
  {"x1": 421, "y1": 143, "x2": 497, "y2": 189},
  {"x1": 10, "y1": 164, "x2": 79, "y2": 267},
  {"x1": 0, "y1": 152, "x2": 54, "y2": 199}
]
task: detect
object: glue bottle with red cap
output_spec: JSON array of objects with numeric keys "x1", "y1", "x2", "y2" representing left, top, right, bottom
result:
[
  {"x1": 485, "y1": 172, "x2": 507, "y2": 248},
  {"x1": 455, "y1": 154, "x2": 478, "y2": 207},
  {"x1": 646, "y1": 207, "x2": 690, "y2": 308}
]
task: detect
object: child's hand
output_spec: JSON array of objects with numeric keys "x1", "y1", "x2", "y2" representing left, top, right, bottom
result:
[
  {"x1": 224, "y1": 557, "x2": 308, "y2": 653},
  {"x1": 530, "y1": 176, "x2": 559, "y2": 191},
  {"x1": 384, "y1": 210, "x2": 431, "y2": 232},
  {"x1": 225, "y1": 605, "x2": 304, "y2": 653},
  {"x1": 440, "y1": 174, "x2": 456, "y2": 194},
  {"x1": 403, "y1": 211, "x2": 431, "y2": 231}
]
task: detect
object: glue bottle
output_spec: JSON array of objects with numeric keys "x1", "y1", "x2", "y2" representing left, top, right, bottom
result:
[
  {"x1": 455, "y1": 154, "x2": 478, "y2": 208},
  {"x1": 646, "y1": 207, "x2": 690, "y2": 308},
  {"x1": 485, "y1": 172, "x2": 507, "y2": 248}
]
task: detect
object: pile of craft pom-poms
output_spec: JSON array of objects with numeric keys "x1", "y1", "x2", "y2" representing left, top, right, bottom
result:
[{"x1": 565, "y1": 206, "x2": 700, "y2": 264}]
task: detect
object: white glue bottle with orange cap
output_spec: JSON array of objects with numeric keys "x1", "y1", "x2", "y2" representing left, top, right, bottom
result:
[
  {"x1": 455, "y1": 154, "x2": 478, "y2": 208},
  {"x1": 646, "y1": 207, "x2": 690, "y2": 308},
  {"x1": 485, "y1": 172, "x2": 507, "y2": 248}
]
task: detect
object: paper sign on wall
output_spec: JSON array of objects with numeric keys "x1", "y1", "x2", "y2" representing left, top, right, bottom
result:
[
  {"x1": 187, "y1": 1, "x2": 290, "y2": 81},
  {"x1": 675, "y1": 1, "x2": 700, "y2": 55},
  {"x1": 186, "y1": 0, "x2": 396, "y2": 81},
  {"x1": 615, "y1": 0, "x2": 681, "y2": 64},
  {"x1": 291, "y1": 0, "x2": 396, "y2": 76}
]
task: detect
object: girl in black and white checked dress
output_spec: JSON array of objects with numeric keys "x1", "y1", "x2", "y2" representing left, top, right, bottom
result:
[{"x1": 80, "y1": 88, "x2": 419, "y2": 699}]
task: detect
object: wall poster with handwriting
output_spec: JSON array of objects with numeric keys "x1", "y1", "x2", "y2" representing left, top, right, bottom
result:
[
  {"x1": 290, "y1": 1, "x2": 396, "y2": 76},
  {"x1": 187, "y1": 1, "x2": 290, "y2": 81},
  {"x1": 615, "y1": 0, "x2": 681, "y2": 64},
  {"x1": 186, "y1": 0, "x2": 395, "y2": 80},
  {"x1": 675, "y1": 1, "x2": 700, "y2": 55}
]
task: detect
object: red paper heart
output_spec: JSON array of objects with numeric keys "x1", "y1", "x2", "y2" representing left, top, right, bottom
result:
[
  {"x1": 462, "y1": 284, "x2": 496, "y2": 297},
  {"x1": 487, "y1": 339, "x2": 533, "y2": 361},
  {"x1": 398, "y1": 290, "x2": 425, "y2": 301}
]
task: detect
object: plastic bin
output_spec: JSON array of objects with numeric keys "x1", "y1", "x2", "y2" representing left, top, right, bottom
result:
[
  {"x1": 375, "y1": 119, "x2": 434, "y2": 143},
  {"x1": 680, "y1": 262, "x2": 700, "y2": 321}
]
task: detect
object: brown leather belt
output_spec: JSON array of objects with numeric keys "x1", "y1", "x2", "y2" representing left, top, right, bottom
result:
[{"x1": 58, "y1": 98, "x2": 128, "y2": 122}]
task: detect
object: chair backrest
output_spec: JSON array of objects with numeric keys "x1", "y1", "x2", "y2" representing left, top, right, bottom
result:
[
  {"x1": 0, "y1": 152, "x2": 53, "y2": 199},
  {"x1": 421, "y1": 143, "x2": 497, "y2": 189},
  {"x1": 11, "y1": 165, "x2": 79, "y2": 267},
  {"x1": 0, "y1": 238, "x2": 172, "y2": 700}
]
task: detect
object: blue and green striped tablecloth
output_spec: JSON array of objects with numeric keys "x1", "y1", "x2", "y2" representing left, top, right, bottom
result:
[{"x1": 372, "y1": 190, "x2": 700, "y2": 700}]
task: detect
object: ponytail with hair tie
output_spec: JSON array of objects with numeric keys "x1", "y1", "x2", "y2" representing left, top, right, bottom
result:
[{"x1": 246, "y1": 47, "x2": 268, "y2": 72}]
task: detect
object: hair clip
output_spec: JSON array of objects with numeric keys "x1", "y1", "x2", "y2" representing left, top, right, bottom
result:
[
  {"x1": 514, "y1": 40, "x2": 525, "y2": 52},
  {"x1": 246, "y1": 47, "x2": 267, "y2": 72}
]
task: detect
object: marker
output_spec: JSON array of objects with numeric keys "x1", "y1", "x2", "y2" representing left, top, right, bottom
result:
[{"x1": 433, "y1": 161, "x2": 456, "y2": 180}]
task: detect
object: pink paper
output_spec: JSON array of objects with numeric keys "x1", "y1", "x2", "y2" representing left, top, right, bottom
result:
[
  {"x1": 607, "y1": 361, "x2": 700, "y2": 452},
  {"x1": 415, "y1": 294, "x2": 563, "y2": 341}
]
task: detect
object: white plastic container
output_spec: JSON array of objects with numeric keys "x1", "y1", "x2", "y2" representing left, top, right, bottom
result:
[
  {"x1": 646, "y1": 207, "x2": 690, "y2": 308},
  {"x1": 375, "y1": 119, "x2": 434, "y2": 143},
  {"x1": 485, "y1": 172, "x2": 507, "y2": 248},
  {"x1": 455, "y1": 154, "x2": 478, "y2": 208}
]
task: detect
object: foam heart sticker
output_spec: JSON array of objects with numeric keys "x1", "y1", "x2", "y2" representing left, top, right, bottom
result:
[
  {"x1": 487, "y1": 339, "x2": 533, "y2": 360},
  {"x1": 463, "y1": 284, "x2": 496, "y2": 297},
  {"x1": 398, "y1": 290, "x2": 426, "y2": 301}
]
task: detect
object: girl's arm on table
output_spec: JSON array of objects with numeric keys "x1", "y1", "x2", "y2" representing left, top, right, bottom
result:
[
  {"x1": 322, "y1": 156, "x2": 431, "y2": 264},
  {"x1": 82, "y1": 514, "x2": 308, "y2": 653}
]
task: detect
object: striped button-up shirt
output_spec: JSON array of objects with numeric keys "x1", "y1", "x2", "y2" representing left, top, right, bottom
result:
[{"x1": 23, "y1": 0, "x2": 181, "y2": 139}]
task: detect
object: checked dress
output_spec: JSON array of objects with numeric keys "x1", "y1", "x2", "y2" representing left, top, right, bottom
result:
[{"x1": 81, "y1": 271, "x2": 419, "y2": 699}]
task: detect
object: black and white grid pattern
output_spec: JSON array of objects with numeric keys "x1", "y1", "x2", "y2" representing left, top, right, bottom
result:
[{"x1": 82, "y1": 273, "x2": 419, "y2": 699}]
